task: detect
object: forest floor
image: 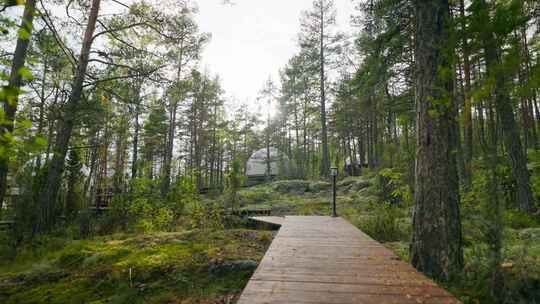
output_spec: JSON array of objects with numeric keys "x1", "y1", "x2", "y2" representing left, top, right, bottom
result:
[
  {"x1": 1, "y1": 175, "x2": 540, "y2": 303},
  {"x1": 0, "y1": 229, "x2": 272, "y2": 303}
]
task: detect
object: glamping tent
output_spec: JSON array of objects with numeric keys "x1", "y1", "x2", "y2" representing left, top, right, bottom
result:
[{"x1": 246, "y1": 147, "x2": 287, "y2": 183}]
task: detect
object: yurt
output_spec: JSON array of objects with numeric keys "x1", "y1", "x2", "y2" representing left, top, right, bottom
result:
[{"x1": 246, "y1": 147, "x2": 287, "y2": 184}]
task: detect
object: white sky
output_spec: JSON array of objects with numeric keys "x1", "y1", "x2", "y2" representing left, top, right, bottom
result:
[{"x1": 194, "y1": 0, "x2": 355, "y2": 107}]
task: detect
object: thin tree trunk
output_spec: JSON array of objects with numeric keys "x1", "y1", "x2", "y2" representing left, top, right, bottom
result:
[
  {"x1": 266, "y1": 102, "x2": 271, "y2": 181},
  {"x1": 478, "y1": 0, "x2": 535, "y2": 212},
  {"x1": 319, "y1": 1, "x2": 330, "y2": 177},
  {"x1": 131, "y1": 84, "x2": 141, "y2": 179},
  {"x1": 459, "y1": 0, "x2": 473, "y2": 190},
  {"x1": 37, "y1": 0, "x2": 101, "y2": 233},
  {"x1": 162, "y1": 45, "x2": 184, "y2": 195},
  {"x1": 36, "y1": 60, "x2": 48, "y2": 170}
]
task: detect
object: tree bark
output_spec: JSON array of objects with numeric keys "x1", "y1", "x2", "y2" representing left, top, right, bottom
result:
[
  {"x1": 0, "y1": 0, "x2": 36, "y2": 214},
  {"x1": 37, "y1": 0, "x2": 101, "y2": 233},
  {"x1": 410, "y1": 0, "x2": 463, "y2": 281}
]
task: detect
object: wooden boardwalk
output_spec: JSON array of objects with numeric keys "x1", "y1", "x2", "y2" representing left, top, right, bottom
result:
[{"x1": 238, "y1": 216, "x2": 461, "y2": 304}]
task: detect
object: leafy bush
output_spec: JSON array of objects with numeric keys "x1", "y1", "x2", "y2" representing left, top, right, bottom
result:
[
  {"x1": 504, "y1": 210, "x2": 540, "y2": 229},
  {"x1": 166, "y1": 177, "x2": 198, "y2": 218},
  {"x1": 98, "y1": 177, "x2": 201, "y2": 233},
  {"x1": 127, "y1": 198, "x2": 175, "y2": 234},
  {"x1": 358, "y1": 201, "x2": 405, "y2": 242},
  {"x1": 189, "y1": 201, "x2": 224, "y2": 230},
  {"x1": 376, "y1": 168, "x2": 413, "y2": 205},
  {"x1": 226, "y1": 159, "x2": 244, "y2": 212},
  {"x1": 527, "y1": 149, "x2": 540, "y2": 201}
]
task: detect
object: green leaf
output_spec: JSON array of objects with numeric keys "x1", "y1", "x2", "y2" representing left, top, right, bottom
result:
[
  {"x1": 18, "y1": 67, "x2": 33, "y2": 81},
  {"x1": 20, "y1": 119, "x2": 32, "y2": 129},
  {"x1": 17, "y1": 27, "x2": 31, "y2": 40},
  {"x1": 3, "y1": 131, "x2": 14, "y2": 144},
  {"x1": 35, "y1": 135, "x2": 47, "y2": 147},
  {"x1": 0, "y1": 71, "x2": 8, "y2": 81}
]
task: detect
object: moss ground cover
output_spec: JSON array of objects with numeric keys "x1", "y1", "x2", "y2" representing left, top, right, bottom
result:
[{"x1": 0, "y1": 229, "x2": 272, "y2": 304}]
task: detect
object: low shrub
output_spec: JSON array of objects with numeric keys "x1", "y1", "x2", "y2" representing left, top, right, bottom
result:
[
  {"x1": 358, "y1": 201, "x2": 405, "y2": 242},
  {"x1": 189, "y1": 201, "x2": 224, "y2": 230},
  {"x1": 376, "y1": 168, "x2": 412, "y2": 205},
  {"x1": 504, "y1": 210, "x2": 540, "y2": 230}
]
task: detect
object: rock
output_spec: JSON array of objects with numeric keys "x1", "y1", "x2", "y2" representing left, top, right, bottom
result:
[
  {"x1": 309, "y1": 181, "x2": 332, "y2": 193},
  {"x1": 351, "y1": 180, "x2": 371, "y2": 191},
  {"x1": 272, "y1": 180, "x2": 310, "y2": 194},
  {"x1": 209, "y1": 259, "x2": 258, "y2": 275},
  {"x1": 518, "y1": 228, "x2": 540, "y2": 241},
  {"x1": 337, "y1": 178, "x2": 372, "y2": 193},
  {"x1": 337, "y1": 179, "x2": 356, "y2": 188}
]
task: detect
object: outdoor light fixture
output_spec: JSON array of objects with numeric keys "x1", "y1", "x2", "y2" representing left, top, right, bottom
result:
[{"x1": 330, "y1": 167, "x2": 338, "y2": 217}]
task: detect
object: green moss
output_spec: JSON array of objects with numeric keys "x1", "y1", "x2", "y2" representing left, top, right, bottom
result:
[{"x1": 0, "y1": 229, "x2": 272, "y2": 304}]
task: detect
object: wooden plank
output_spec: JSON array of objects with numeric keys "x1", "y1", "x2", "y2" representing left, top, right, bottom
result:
[
  {"x1": 250, "y1": 216, "x2": 285, "y2": 226},
  {"x1": 237, "y1": 216, "x2": 461, "y2": 304}
]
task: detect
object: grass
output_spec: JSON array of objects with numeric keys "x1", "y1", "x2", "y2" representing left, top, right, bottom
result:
[{"x1": 0, "y1": 229, "x2": 272, "y2": 304}]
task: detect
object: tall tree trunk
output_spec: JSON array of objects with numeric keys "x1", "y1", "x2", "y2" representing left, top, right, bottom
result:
[
  {"x1": 162, "y1": 46, "x2": 184, "y2": 196},
  {"x1": 131, "y1": 84, "x2": 141, "y2": 179},
  {"x1": 477, "y1": 0, "x2": 535, "y2": 212},
  {"x1": 319, "y1": 2, "x2": 330, "y2": 177},
  {"x1": 459, "y1": 0, "x2": 473, "y2": 190},
  {"x1": 36, "y1": 61, "x2": 48, "y2": 170},
  {"x1": 113, "y1": 116, "x2": 128, "y2": 193},
  {"x1": 37, "y1": 0, "x2": 101, "y2": 233},
  {"x1": 266, "y1": 103, "x2": 271, "y2": 181},
  {"x1": 303, "y1": 92, "x2": 309, "y2": 176},
  {"x1": 519, "y1": 26, "x2": 538, "y2": 149},
  {"x1": 0, "y1": 0, "x2": 36, "y2": 214},
  {"x1": 210, "y1": 100, "x2": 218, "y2": 188},
  {"x1": 411, "y1": 0, "x2": 463, "y2": 281},
  {"x1": 162, "y1": 101, "x2": 178, "y2": 195}
]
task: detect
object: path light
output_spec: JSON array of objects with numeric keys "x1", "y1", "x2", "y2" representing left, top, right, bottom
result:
[{"x1": 330, "y1": 167, "x2": 338, "y2": 217}]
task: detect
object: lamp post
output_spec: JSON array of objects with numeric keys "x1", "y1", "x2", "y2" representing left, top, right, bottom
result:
[{"x1": 330, "y1": 167, "x2": 338, "y2": 217}]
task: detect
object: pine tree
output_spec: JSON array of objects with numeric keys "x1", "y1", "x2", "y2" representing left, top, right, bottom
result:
[
  {"x1": 410, "y1": 0, "x2": 463, "y2": 281},
  {"x1": 38, "y1": 0, "x2": 102, "y2": 233},
  {"x1": 299, "y1": 0, "x2": 343, "y2": 177}
]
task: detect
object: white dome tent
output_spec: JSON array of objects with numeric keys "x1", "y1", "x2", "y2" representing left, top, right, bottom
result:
[{"x1": 246, "y1": 147, "x2": 288, "y2": 183}]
